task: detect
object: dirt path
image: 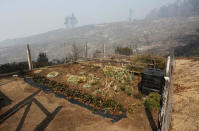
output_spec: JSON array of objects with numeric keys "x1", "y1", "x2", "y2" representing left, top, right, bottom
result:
[
  {"x1": 171, "y1": 58, "x2": 199, "y2": 131},
  {"x1": 0, "y1": 77, "x2": 154, "y2": 131}
]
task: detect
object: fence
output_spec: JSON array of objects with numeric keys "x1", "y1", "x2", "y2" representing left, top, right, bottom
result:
[
  {"x1": 158, "y1": 51, "x2": 175, "y2": 131},
  {"x1": 1, "y1": 42, "x2": 175, "y2": 130}
]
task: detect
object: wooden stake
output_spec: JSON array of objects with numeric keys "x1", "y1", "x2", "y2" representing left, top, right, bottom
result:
[
  {"x1": 64, "y1": 43, "x2": 67, "y2": 63},
  {"x1": 84, "y1": 41, "x2": 88, "y2": 59},
  {"x1": 166, "y1": 56, "x2": 171, "y2": 76},
  {"x1": 27, "y1": 44, "x2": 33, "y2": 70},
  {"x1": 103, "y1": 43, "x2": 106, "y2": 58}
]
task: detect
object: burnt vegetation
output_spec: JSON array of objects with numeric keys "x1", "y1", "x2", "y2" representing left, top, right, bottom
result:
[
  {"x1": 174, "y1": 34, "x2": 199, "y2": 56},
  {"x1": 146, "y1": 0, "x2": 199, "y2": 19},
  {"x1": 115, "y1": 46, "x2": 133, "y2": 56}
]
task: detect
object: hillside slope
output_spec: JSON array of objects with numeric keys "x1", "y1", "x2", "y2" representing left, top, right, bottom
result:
[{"x1": 0, "y1": 17, "x2": 199, "y2": 64}]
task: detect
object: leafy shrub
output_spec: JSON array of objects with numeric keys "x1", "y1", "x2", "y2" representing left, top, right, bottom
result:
[
  {"x1": 130, "y1": 54, "x2": 166, "y2": 70},
  {"x1": 0, "y1": 62, "x2": 28, "y2": 74},
  {"x1": 37, "y1": 52, "x2": 48, "y2": 63},
  {"x1": 144, "y1": 92, "x2": 161, "y2": 110},
  {"x1": 103, "y1": 99, "x2": 117, "y2": 108}
]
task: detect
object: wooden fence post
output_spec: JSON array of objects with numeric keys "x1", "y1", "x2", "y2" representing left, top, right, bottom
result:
[
  {"x1": 166, "y1": 56, "x2": 171, "y2": 77},
  {"x1": 103, "y1": 43, "x2": 106, "y2": 58},
  {"x1": 84, "y1": 41, "x2": 88, "y2": 59},
  {"x1": 27, "y1": 44, "x2": 33, "y2": 70},
  {"x1": 64, "y1": 43, "x2": 67, "y2": 63}
]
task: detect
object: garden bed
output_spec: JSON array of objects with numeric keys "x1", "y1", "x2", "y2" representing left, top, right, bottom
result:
[{"x1": 26, "y1": 56, "x2": 165, "y2": 119}]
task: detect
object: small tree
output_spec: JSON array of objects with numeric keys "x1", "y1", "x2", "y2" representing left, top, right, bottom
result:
[
  {"x1": 37, "y1": 52, "x2": 48, "y2": 63},
  {"x1": 64, "y1": 13, "x2": 78, "y2": 28},
  {"x1": 70, "y1": 13, "x2": 78, "y2": 28},
  {"x1": 64, "y1": 16, "x2": 70, "y2": 28}
]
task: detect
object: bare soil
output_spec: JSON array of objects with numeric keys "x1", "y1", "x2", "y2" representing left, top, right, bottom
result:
[{"x1": 0, "y1": 77, "x2": 154, "y2": 131}]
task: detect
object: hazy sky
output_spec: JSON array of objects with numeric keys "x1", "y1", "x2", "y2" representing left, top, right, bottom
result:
[{"x1": 0, "y1": 0, "x2": 174, "y2": 41}]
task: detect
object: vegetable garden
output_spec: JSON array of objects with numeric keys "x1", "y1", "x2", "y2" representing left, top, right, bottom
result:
[{"x1": 26, "y1": 55, "x2": 166, "y2": 119}]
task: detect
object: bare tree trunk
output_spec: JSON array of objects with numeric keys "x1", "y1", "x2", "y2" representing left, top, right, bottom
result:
[{"x1": 27, "y1": 44, "x2": 33, "y2": 70}]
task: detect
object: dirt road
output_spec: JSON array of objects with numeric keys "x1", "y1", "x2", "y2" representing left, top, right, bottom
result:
[{"x1": 171, "y1": 58, "x2": 199, "y2": 131}]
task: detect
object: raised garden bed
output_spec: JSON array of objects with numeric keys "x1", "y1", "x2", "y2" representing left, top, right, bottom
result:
[{"x1": 25, "y1": 56, "x2": 166, "y2": 120}]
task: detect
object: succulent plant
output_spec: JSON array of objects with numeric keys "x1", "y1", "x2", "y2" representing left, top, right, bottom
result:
[
  {"x1": 67, "y1": 74, "x2": 87, "y2": 84},
  {"x1": 47, "y1": 71, "x2": 59, "y2": 78},
  {"x1": 34, "y1": 69, "x2": 43, "y2": 74}
]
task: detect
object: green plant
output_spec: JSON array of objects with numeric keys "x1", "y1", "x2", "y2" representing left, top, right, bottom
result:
[
  {"x1": 144, "y1": 92, "x2": 161, "y2": 110},
  {"x1": 133, "y1": 93, "x2": 143, "y2": 99},
  {"x1": 130, "y1": 54, "x2": 166, "y2": 70},
  {"x1": 103, "y1": 66, "x2": 133, "y2": 83},
  {"x1": 128, "y1": 107, "x2": 134, "y2": 114},
  {"x1": 83, "y1": 95, "x2": 94, "y2": 104},
  {"x1": 120, "y1": 86, "x2": 125, "y2": 91},
  {"x1": 87, "y1": 74, "x2": 99, "y2": 85},
  {"x1": 103, "y1": 99, "x2": 117, "y2": 108},
  {"x1": 83, "y1": 84, "x2": 91, "y2": 88},
  {"x1": 94, "y1": 97, "x2": 103, "y2": 107},
  {"x1": 120, "y1": 85, "x2": 132, "y2": 96},
  {"x1": 32, "y1": 74, "x2": 125, "y2": 115},
  {"x1": 116, "y1": 104, "x2": 124, "y2": 112}
]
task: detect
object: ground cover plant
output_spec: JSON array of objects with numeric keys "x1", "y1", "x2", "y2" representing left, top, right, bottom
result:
[{"x1": 144, "y1": 92, "x2": 161, "y2": 110}]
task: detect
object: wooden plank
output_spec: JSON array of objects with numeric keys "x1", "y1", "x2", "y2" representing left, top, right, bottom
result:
[{"x1": 27, "y1": 44, "x2": 33, "y2": 70}]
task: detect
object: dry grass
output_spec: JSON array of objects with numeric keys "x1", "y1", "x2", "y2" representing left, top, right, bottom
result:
[{"x1": 171, "y1": 58, "x2": 199, "y2": 131}]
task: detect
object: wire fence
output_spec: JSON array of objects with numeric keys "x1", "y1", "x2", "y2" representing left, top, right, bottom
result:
[
  {"x1": 0, "y1": 45, "x2": 28, "y2": 65},
  {"x1": 158, "y1": 51, "x2": 175, "y2": 131}
]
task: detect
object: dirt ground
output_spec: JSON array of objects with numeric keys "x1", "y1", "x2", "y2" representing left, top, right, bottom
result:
[
  {"x1": 0, "y1": 77, "x2": 154, "y2": 131},
  {"x1": 171, "y1": 58, "x2": 199, "y2": 131}
]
